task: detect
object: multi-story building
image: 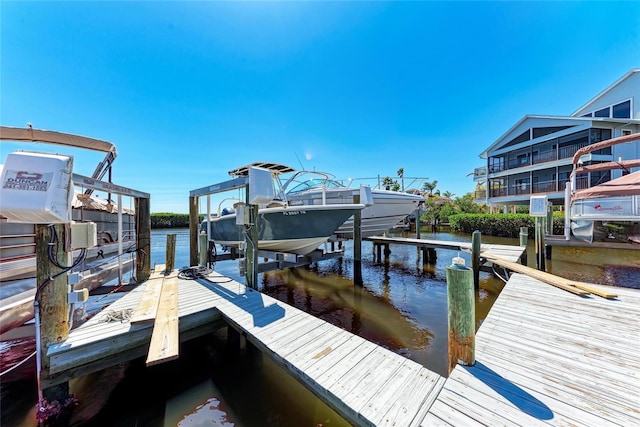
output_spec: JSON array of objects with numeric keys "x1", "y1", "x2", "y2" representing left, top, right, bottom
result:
[{"x1": 474, "y1": 69, "x2": 640, "y2": 211}]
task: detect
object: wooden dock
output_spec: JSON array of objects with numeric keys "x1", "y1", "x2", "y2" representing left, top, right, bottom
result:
[
  {"x1": 365, "y1": 235, "x2": 527, "y2": 264},
  {"x1": 45, "y1": 266, "x2": 639, "y2": 426},
  {"x1": 426, "y1": 273, "x2": 640, "y2": 426}
]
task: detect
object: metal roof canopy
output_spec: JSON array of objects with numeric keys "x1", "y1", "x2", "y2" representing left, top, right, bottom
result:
[
  {"x1": 228, "y1": 162, "x2": 295, "y2": 177},
  {"x1": 190, "y1": 162, "x2": 294, "y2": 197}
]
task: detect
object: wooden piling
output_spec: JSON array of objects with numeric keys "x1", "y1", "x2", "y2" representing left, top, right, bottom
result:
[
  {"x1": 36, "y1": 224, "x2": 72, "y2": 417},
  {"x1": 245, "y1": 204, "x2": 259, "y2": 289},
  {"x1": 353, "y1": 195, "x2": 363, "y2": 286},
  {"x1": 519, "y1": 226, "x2": 528, "y2": 265},
  {"x1": 446, "y1": 257, "x2": 475, "y2": 374},
  {"x1": 189, "y1": 195, "x2": 199, "y2": 267},
  {"x1": 135, "y1": 196, "x2": 151, "y2": 283},
  {"x1": 166, "y1": 233, "x2": 176, "y2": 273},
  {"x1": 535, "y1": 217, "x2": 546, "y2": 271},
  {"x1": 471, "y1": 230, "x2": 481, "y2": 289}
]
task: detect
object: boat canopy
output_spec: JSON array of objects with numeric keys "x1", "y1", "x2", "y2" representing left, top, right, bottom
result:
[
  {"x1": 574, "y1": 159, "x2": 640, "y2": 175},
  {"x1": 572, "y1": 171, "x2": 640, "y2": 201},
  {"x1": 1, "y1": 126, "x2": 117, "y2": 155},
  {"x1": 228, "y1": 162, "x2": 295, "y2": 177}
]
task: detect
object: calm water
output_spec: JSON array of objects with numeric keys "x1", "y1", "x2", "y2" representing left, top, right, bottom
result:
[{"x1": 2, "y1": 228, "x2": 638, "y2": 426}]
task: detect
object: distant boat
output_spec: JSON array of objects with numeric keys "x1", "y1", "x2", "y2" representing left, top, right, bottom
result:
[
  {"x1": 281, "y1": 169, "x2": 425, "y2": 238},
  {"x1": 200, "y1": 163, "x2": 365, "y2": 255}
]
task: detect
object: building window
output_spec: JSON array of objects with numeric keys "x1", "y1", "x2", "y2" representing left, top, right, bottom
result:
[
  {"x1": 612, "y1": 100, "x2": 631, "y2": 119},
  {"x1": 594, "y1": 107, "x2": 610, "y2": 117}
]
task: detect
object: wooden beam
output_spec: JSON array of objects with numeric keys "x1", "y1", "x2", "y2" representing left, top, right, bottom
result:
[
  {"x1": 130, "y1": 274, "x2": 164, "y2": 324},
  {"x1": 146, "y1": 275, "x2": 180, "y2": 366},
  {"x1": 481, "y1": 252, "x2": 617, "y2": 298}
]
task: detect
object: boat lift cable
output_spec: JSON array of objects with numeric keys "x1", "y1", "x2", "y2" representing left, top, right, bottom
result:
[{"x1": 0, "y1": 351, "x2": 37, "y2": 378}]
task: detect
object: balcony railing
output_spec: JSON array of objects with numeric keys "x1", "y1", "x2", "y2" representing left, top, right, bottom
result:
[
  {"x1": 474, "y1": 190, "x2": 486, "y2": 200},
  {"x1": 473, "y1": 166, "x2": 487, "y2": 179},
  {"x1": 532, "y1": 149, "x2": 556, "y2": 165},
  {"x1": 531, "y1": 180, "x2": 556, "y2": 194}
]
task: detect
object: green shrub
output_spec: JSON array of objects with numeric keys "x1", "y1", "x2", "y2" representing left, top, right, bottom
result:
[
  {"x1": 151, "y1": 213, "x2": 205, "y2": 229},
  {"x1": 448, "y1": 213, "x2": 565, "y2": 237}
]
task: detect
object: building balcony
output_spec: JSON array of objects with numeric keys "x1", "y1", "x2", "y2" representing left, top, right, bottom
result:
[{"x1": 473, "y1": 166, "x2": 487, "y2": 181}]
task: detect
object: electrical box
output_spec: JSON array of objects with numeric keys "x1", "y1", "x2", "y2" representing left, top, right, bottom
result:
[
  {"x1": 0, "y1": 151, "x2": 74, "y2": 223},
  {"x1": 235, "y1": 204, "x2": 250, "y2": 225},
  {"x1": 248, "y1": 166, "x2": 275, "y2": 205},
  {"x1": 71, "y1": 221, "x2": 98, "y2": 249}
]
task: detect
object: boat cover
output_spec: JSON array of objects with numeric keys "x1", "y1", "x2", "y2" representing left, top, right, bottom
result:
[{"x1": 572, "y1": 171, "x2": 640, "y2": 201}]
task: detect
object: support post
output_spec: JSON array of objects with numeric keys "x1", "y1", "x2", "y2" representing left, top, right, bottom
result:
[
  {"x1": 198, "y1": 231, "x2": 208, "y2": 267},
  {"x1": 415, "y1": 205, "x2": 421, "y2": 239},
  {"x1": 353, "y1": 195, "x2": 363, "y2": 286},
  {"x1": 471, "y1": 230, "x2": 481, "y2": 289},
  {"x1": 36, "y1": 224, "x2": 74, "y2": 423},
  {"x1": 189, "y1": 195, "x2": 199, "y2": 267},
  {"x1": 535, "y1": 217, "x2": 546, "y2": 271},
  {"x1": 519, "y1": 226, "x2": 528, "y2": 266},
  {"x1": 564, "y1": 182, "x2": 571, "y2": 240},
  {"x1": 245, "y1": 204, "x2": 259, "y2": 290},
  {"x1": 165, "y1": 233, "x2": 176, "y2": 273},
  {"x1": 135, "y1": 196, "x2": 151, "y2": 283},
  {"x1": 446, "y1": 256, "x2": 475, "y2": 374},
  {"x1": 383, "y1": 244, "x2": 391, "y2": 264}
]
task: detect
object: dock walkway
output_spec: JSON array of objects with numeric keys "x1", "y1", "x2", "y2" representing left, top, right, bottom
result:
[
  {"x1": 426, "y1": 273, "x2": 640, "y2": 426},
  {"x1": 46, "y1": 266, "x2": 639, "y2": 426},
  {"x1": 365, "y1": 236, "x2": 527, "y2": 263}
]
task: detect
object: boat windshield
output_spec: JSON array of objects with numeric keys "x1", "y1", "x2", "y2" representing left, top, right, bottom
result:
[
  {"x1": 282, "y1": 171, "x2": 346, "y2": 194},
  {"x1": 287, "y1": 178, "x2": 344, "y2": 193}
]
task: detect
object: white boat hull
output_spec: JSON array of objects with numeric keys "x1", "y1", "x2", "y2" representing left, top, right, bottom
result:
[{"x1": 287, "y1": 188, "x2": 423, "y2": 238}]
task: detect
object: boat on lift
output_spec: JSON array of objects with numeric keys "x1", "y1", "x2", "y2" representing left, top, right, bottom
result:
[
  {"x1": 281, "y1": 169, "x2": 425, "y2": 238},
  {"x1": 0, "y1": 126, "x2": 142, "y2": 338},
  {"x1": 200, "y1": 163, "x2": 366, "y2": 255},
  {"x1": 567, "y1": 133, "x2": 640, "y2": 243}
]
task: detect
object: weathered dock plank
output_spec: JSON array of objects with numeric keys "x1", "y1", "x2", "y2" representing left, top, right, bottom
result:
[
  {"x1": 423, "y1": 273, "x2": 640, "y2": 426},
  {"x1": 146, "y1": 275, "x2": 179, "y2": 366}
]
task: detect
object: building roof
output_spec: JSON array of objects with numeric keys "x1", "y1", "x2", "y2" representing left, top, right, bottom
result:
[
  {"x1": 571, "y1": 69, "x2": 640, "y2": 117},
  {"x1": 478, "y1": 115, "x2": 640, "y2": 158}
]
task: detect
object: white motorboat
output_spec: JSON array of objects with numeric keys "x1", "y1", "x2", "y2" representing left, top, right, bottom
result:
[
  {"x1": 281, "y1": 170, "x2": 425, "y2": 238},
  {"x1": 200, "y1": 163, "x2": 365, "y2": 255}
]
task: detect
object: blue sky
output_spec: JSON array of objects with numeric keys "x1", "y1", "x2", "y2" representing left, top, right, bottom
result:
[{"x1": 2, "y1": 1, "x2": 639, "y2": 213}]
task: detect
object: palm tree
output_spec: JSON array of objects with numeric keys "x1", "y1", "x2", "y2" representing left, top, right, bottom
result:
[
  {"x1": 397, "y1": 167, "x2": 404, "y2": 192},
  {"x1": 442, "y1": 190, "x2": 454, "y2": 198},
  {"x1": 422, "y1": 180, "x2": 438, "y2": 196}
]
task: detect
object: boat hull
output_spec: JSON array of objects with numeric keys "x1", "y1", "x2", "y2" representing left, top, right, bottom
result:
[
  {"x1": 201, "y1": 204, "x2": 364, "y2": 254},
  {"x1": 287, "y1": 188, "x2": 423, "y2": 238}
]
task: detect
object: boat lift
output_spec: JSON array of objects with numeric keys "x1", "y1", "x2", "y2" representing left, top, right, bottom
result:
[{"x1": 188, "y1": 167, "x2": 348, "y2": 289}]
